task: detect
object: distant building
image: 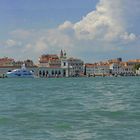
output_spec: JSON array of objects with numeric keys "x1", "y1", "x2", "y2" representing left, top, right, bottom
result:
[
  {"x1": 85, "y1": 58, "x2": 138, "y2": 76},
  {"x1": 38, "y1": 50, "x2": 84, "y2": 77},
  {"x1": 38, "y1": 54, "x2": 61, "y2": 67},
  {"x1": 110, "y1": 63, "x2": 134, "y2": 76},
  {"x1": 67, "y1": 58, "x2": 84, "y2": 76},
  {"x1": 13, "y1": 59, "x2": 34, "y2": 67},
  {"x1": 24, "y1": 59, "x2": 34, "y2": 67},
  {"x1": 107, "y1": 58, "x2": 122, "y2": 63},
  {"x1": 39, "y1": 51, "x2": 70, "y2": 77},
  {"x1": 85, "y1": 63, "x2": 110, "y2": 76},
  {"x1": 0, "y1": 57, "x2": 15, "y2": 66}
]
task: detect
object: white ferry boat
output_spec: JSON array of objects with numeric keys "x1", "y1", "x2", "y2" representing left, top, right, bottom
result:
[{"x1": 6, "y1": 64, "x2": 34, "y2": 78}]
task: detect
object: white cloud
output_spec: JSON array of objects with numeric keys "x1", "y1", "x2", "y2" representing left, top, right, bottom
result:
[
  {"x1": 46, "y1": 29, "x2": 74, "y2": 48},
  {"x1": 73, "y1": 0, "x2": 137, "y2": 42},
  {"x1": 0, "y1": 39, "x2": 21, "y2": 47},
  {"x1": 120, "y1": 32, "x2": 137, "y2": 42},
  {"x1": 58, "y1": 21, "x2": 73, "y2": 31},
  {"x1": 24, "y1": 40, "x2": 47, "y2": 54},
  {"x1": 6, "y1": 39, "x2": 18, "y2": 47},
  {"x1": 10, "y1": 29, "x2": 32, "y2": 39}
]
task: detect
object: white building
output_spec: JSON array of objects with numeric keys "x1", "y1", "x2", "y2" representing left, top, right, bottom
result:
[
  {"x1": 85, "y1": 60, "x2": 135, "y2": 76},
  {"x1": 136, "y1": 68, "x2": 140, "y2": 75},
  {"x1": 110, "y1": 63, "x2": 134, "y2": 75},
  {"x1": 38, "y1": 50, "x2": 83, "y2": 77},
  {"x1": 67, "y1": 58, "x2": 84, "y2": 76},
  {"x1": 85, "y1": 63, "x2": 110, "y2": 76}
]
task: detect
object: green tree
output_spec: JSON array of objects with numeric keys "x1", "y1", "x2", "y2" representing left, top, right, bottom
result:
[{"x1": 134, "y1": 64, "x2": 140, "y2": 71}]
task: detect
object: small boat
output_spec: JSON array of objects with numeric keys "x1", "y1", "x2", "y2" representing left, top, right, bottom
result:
[{"x1": 6, "y1": 64, "x2": 34, "y2": 78}]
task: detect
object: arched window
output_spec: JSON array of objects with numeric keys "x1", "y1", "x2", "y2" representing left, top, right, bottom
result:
[
  {"x1": 46, "y1": 71, "x2": 49, "y2": 76},
  {"x1": 52, "y1": 70, "x2": 54, "y2": 75},
  {"x1": 55, "y1": 70, "x2": 57, "y2": 75},
  {"x1": 43, "y1": 70, "x2": 45, "y2": 77},
  {"x1": 63, "y1": 70, "x2": 66, "y2": 77},
  {"x1": 63, "y1": 62, "x2": 66, "y2": 66},
  {"x1": 39, "y1": 70, "x2": 42, "y2": 76},
  {"x1": 47, "y1": 71, "x2": 49, "y2": 74},
  {"x1": 58, "y1": 70, "x2": 61, "y2": 75}
]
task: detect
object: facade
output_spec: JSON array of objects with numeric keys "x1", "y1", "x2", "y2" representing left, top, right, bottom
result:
[
  {"x1": 67, "y1": 58, "x2": 84, "y2": 76},
  {"x1": 110, "y1": 63, "x2": 134, "y2": 76},
  {"x1": 13, "y1": 59, "x2": 34, "y2": 67},
  {"x1": 39, "y1": 54, "x2": 61, "y2": 67},
  {"x1": 85, "y1": 58, "x2": 138, "y2": 76},
  {"x1": 38, "y1": 52, "x2": 68, "y2": 77},
  {"x1": 38, "y1": 50, "x2": 84, "y2": 77},
  {"x1": 85, "y1": 63, "x2": 110, "y2": 76},
  {"x1": 38, "y1": 67, "x2": 68, "y2": 78},
  {"x1": 85, "y1": 64, "x2": 95, "y2": 76},
  {"x1": 0, "y1": 57, "x2": 14, "y2": 66}
]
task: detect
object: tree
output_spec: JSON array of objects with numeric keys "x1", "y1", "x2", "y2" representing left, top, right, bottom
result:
[{"x1": 133, "y1": 64, "x2": 140, "y2": 71}]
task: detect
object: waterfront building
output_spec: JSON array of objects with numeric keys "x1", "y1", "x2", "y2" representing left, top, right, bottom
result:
[
  {"x1": 38, "y1": 50, "x2": 84, "y2": 77},
  {"x1": 85, "y1": 63, "x2": 96, "y2": 76},
  {"x1": 67, "y1": 57, "x2": 84, "y2": 76},
  {"x1": 13, "y1": 59, "x2": 34, "y2": 67},
  {"x1": 39, "y1": 54, "x2": 61, "y2": 67},
  {"x1": 85, "y1": 58, "x2": 137, "y2": 76},
  {"x1": 0, "y1": 57, "x2": 15, "y2": 66},
  {"x1": 109, "y1": 63, "x2": 134, "y2": 76},
  {"x1": 38, "y1": 52, "x2": 65, "y2": 77},
  {"x1": 85, "y1": 63, "x2": 110, "y2": 76}
]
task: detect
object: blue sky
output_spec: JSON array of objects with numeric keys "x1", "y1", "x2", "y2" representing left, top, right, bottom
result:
[
  {"x1": 0, "y1": 0, "x2": 140, "y2": 63},
  {"x1": 0, "y1": 0, "x2": 97, "y2": 29}
]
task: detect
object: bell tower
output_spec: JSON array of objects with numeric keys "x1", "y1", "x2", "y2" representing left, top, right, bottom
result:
[{"x1": 60, "y1": 50, "x2": 63, "y2": 59}]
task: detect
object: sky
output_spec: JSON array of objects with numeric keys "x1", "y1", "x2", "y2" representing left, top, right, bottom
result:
[{"x1": 0, "y1": 0, "x2": 140, "y2": 63}]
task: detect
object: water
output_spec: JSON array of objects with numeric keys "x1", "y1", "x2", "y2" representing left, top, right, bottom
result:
[{"x1": 0, "y1": 77, "x2": 140, "y2": 140}]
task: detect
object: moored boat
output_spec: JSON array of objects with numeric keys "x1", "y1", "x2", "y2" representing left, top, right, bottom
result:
[{"x1": 6, "y1": 64, "x2": 34, "y2": 78}]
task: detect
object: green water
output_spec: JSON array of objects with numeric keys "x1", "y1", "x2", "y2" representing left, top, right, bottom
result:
[{"x1": 0, "y1": 77, "x2": 140, "y2": 140}]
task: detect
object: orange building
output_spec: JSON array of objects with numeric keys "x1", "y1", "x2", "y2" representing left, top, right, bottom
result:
[
  {"x1": 38, "y1": 54, "x2": 61, "y2": 67},
  {"x1": 0, "y1": 57, "x2": 15, "y2": 66}
]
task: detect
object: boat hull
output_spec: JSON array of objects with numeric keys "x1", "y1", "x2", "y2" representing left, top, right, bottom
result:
[{"x1": 6, "y1": 73, "x2": 34, "y2": 78}]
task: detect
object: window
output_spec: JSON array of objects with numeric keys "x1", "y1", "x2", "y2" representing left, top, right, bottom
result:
[
  {"x1": 43, "y1": 71, "x2": 45, "y2": 76},
  {"x1": 63, "y1": 70, "x2": 66, "y2": 76},
  {"x1": 46, "y1": 71, "x2": 49, "y2": 75},
  {"x1": 52, "y1": 70, "x2": 54, "y2": 75},
  {"x1": 55, "y1": 70, "x2": 57, "y2": 75},
  {"x1": 58, "y1": 70, "x2": 61, "y2": 75}
]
